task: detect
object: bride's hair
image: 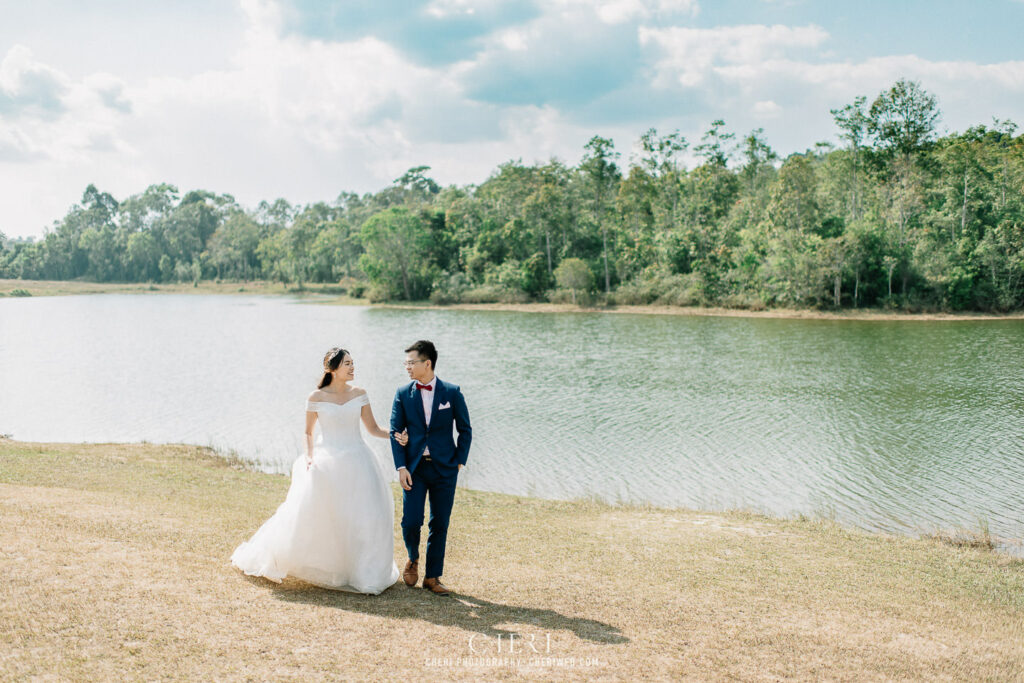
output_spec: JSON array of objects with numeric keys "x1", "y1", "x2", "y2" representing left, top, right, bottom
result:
[{"x1": 318, "y1": 347, "x2": 348, "y2": 389}]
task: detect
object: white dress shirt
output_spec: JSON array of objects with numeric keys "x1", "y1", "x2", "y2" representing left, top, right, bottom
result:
[{"x1": 419, "y1": 376, "x2": 437, "y2": 455}]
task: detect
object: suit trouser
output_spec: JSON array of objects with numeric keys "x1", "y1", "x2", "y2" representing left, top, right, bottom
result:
[{"x1": 402, "y1": 458, "x2": 459, "y2": 579}]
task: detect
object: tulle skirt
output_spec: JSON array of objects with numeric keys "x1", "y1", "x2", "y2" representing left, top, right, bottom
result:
[{"x1": 230, "y1": 440, "x2": 400, "y2": 594}]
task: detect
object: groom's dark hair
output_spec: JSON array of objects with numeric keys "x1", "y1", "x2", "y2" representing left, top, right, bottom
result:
[{"x1": 405, "y1": 340, "x2": 437, "y2": 370}]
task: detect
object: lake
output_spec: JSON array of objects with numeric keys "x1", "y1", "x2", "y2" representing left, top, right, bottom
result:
[{"x1": 1, "y1": 293, "x2": 1022, "y2": 554}]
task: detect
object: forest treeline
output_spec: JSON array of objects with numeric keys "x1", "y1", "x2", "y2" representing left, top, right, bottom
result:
[{"x1": 2, "y1": 79, "x2": 1022, "y2": 311}]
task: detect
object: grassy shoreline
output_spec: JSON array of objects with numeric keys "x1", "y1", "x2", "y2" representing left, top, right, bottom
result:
[
  {"x1": 364, "y1": 300, "x2": 1024, "y2": 322},
  {"x1": 3, "y1": 278, "x2": 1023, "y2": 321},
  {"x1": 1, "y1": 438, "x2": 1022, "y2": 680},
  {"x1": 0, "y1": 277, "x2": 366, "y2": 303}
]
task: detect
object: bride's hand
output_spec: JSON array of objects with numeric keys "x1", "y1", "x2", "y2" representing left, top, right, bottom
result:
[
  {"x1": 393, "y1": 429, "x2": 409, "y2": 446},
  {"x1": 305, "y1": 454, "x2": 314, "y2": 470}
]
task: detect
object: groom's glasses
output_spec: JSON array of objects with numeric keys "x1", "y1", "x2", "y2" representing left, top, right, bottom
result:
[{"x1": 402, "y1": 360, "x2": 426, "y2": 367}]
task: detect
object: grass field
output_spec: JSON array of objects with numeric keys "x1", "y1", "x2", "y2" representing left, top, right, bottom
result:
[{"x1": 1, "y1": 438, "x2": 1022, "y2": 680}]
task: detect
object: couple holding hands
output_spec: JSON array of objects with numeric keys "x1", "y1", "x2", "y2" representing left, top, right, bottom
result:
[{"x1": 231, "y1": 339, "x2": 472, "y2": 596}]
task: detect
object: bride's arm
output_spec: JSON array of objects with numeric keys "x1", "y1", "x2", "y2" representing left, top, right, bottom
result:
[
  {"x1": 304, "y1": 409, "x2": 318, "y2": 465},
  {"x1": 361, "y1": 403, "x2": 406, "y2": 443}
]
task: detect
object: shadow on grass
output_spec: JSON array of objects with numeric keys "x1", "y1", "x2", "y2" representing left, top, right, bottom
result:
[{"x1": 245, "y1": 575, "x2": 628, "y2": 645}]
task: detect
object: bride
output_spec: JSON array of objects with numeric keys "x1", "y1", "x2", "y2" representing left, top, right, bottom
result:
[{"x1": 230, "y1": 347, "x2": 404, "y2": 594}]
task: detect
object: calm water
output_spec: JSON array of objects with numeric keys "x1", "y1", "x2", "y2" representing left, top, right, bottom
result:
[{"x1": 1, "y1": 294, "x2": 1022, "y2": 553}]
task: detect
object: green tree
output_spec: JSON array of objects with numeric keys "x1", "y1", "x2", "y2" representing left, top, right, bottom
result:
[
  {"x1": 78, "y1": 225, "x2": 118, "y2": 281},
  {"x1": 869, "y1": 79, "x2": 940, "y2": 160},
  {"x1": 386, "y1": 166, "x2": 441, "y2": 206},
  {"x1": 7, "y1": 92, "x2": 1022, "y2": 315},
  {"x1": 554, "y1": 257, "x2": 594, "y2": 304},
  {"x1": 768, "y1": 155, "x2": 820, "y2": 235},
  {"x1": 519, "y1": 252, "x2": 551, "y2": 297},
  {"x1": 830, "y1": 95, "x2": 870, "y2": 219},
  {"x1": 523, "y1": 162, "x2": 570, "y2": 278},
  {"x1": 206, "y1": 212, "x2": 263, "y2": 279},
  {"x1": 359, "y1": 208, "x2": 435, "y2": 300},
  {"x1": 255, "y1": 230, "x2": 295, "y2": 283},
  {"x1": 695, "y1": 119, "x2": 736, "y2": 168},
  {"x1": 125, "y1": 231, "x2": 161, "y2": 281},
  {"x1": 740, "y1": 128, "x2": 777, "y2": 196},
  {"x1": 580, "y1": 136, "x2": 621, "y2": 293},
  {"x1": 882, "y1": 156, "x2": 925, "y2": 298},
  {"x1": 679, "y1": 120, "x2": 741, "y2": 300}
]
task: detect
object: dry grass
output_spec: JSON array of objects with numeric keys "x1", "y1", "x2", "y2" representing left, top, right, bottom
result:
[
  {"x1": 925, "y1": 525, "x2": 997, "y2": 552},
  {"x1": 0, "y1": 278, "x2": 364, "y2": 303},
  {"x1": 1, "y1": 438, "x2": 1022, "y2": 681}
]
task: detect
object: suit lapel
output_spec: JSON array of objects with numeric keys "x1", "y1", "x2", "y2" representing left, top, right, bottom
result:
[
  {"x1": 410, "y1": 383, "x2": 427, "y2": 427},
  {"x1": 429, "y1": 378, "x2": 444, "y2": 427}
]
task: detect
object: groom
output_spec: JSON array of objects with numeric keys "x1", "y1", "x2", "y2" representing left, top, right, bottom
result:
[{"x1": 390, "y1": 340, "x2": 472, "y2": 596}]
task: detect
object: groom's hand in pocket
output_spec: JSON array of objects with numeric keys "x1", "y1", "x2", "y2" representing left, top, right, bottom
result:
[{"x1": 398, "y1": 467, "x2": 413, "y2": 491}]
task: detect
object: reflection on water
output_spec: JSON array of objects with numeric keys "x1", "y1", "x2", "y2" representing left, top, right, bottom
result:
[{"x1": 1, "y1": 294, "x2": 1022, "y2": 554}]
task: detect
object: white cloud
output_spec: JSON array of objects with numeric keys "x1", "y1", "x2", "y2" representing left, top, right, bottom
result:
[
  {"x1": 550, "y1": 0, "x2": 699, "y2": 25},
  {"x1": 596, "y1": 0, "x2": 648, "y2": 25},
  {"x1": 0, "y1": 45, "x2": 68, "y2": 119},
  {"x1": 116, "y1": 9, "x2": 490, "y2": 198},
  {"x1": 495, "y1": 27, "x2": 529, "y2": 51},
  {"x1": 0, "y1": 46, "x2": 133, "y2": 164},
  {"x1": 639, "y1": 24, "x2": 829, "y2": 87},
  {"x1": 424, "y1": 0, "x2": 503, "y2": 19},
  {"x1": 635, "y1": 21, "x2": 1024, "y2": 156},
  {"x1": 3, "y1": 0, "x2": 1024, "y2": 239},
  {"x1": 0, "y1": 0, "x2": 594, "y2": 237},
  {"x1": 752, "y1": 100, "x2": 781, "y2": 117},
  {"x1": 708, "y1": 54, "x2": 1024, "y2": 141},
  {"x1": 714, "y1": 55, "x2": 1024, "y2": 93}
]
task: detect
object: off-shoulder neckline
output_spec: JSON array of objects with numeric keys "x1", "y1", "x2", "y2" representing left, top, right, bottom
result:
[{"x1": 307, "y1": 393, "x2": 367, "y2": 408}]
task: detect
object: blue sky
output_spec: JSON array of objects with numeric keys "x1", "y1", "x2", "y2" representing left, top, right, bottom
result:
[{"x1": 2, "y1": 0, "x2": 1023, "y2": 238}]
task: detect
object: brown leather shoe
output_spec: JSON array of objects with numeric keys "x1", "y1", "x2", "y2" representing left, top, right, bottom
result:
[
  {"x1": 422, "y1": 577, "x2": 450, "y2": 596},
  {"x1": 403, "y1": 560, "x2": 418, "y2": 586}
]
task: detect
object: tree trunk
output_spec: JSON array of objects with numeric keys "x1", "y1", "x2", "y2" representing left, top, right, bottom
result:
[
  {"x1": 1002, "y1": 161, "x2": 1008, "y2": 208},
  {"x1": 852, "y1": 156, "x2": 860, "y2": 220},
  {"x1": 833, "y1": 273, "x2": 841, "y2": 307},
  {"x1": 601, "y1": 224, "x2": 610, "y2": 293},
  {"x1": 959, "y1": 169, "x2": 968, "y2": 242},
  {"x1": 545, "y1": 230, "x2": 552, "y2": 275},
  {"x1": 564, "y1": 210, "x2": 571, "y2": 251},
  {"x1": 595, "y1": 182, "x2": 611, "y2": 294},
  {"x1": 398, "y1": 259, "x2": 411, "y2": 300}
]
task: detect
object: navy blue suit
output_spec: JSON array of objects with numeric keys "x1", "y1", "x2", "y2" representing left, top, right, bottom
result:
[{"x1": 390, "y1": 378, "x2": 472, "y2": 579}]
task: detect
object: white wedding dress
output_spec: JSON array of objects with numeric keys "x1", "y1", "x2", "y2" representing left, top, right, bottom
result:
[{"x1": 230, "y1": 394, "x2": 400, "y2": 594}]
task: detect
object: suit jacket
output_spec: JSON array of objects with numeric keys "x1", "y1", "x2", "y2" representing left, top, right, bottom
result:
[{"x1": 390, "y1": 378, "x2": 472, "y2": 477}]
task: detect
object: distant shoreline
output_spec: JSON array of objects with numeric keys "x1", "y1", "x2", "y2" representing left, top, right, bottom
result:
[
  {"x1": 3, "y1": 278, "x2": 1023, "y2": 322},
  {"x1": 366, "y1": 300, "x2": 1024, "y2": 322}
]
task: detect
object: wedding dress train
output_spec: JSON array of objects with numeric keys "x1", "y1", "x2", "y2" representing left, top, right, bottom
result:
[{"x1": 230, "y1": 394, "x2": 400, "y2": 594}]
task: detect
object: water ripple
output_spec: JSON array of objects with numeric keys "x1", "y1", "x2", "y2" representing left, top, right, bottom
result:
[{"x1": 1, "y1": 295, "x2": 1022, "y2": 554}]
